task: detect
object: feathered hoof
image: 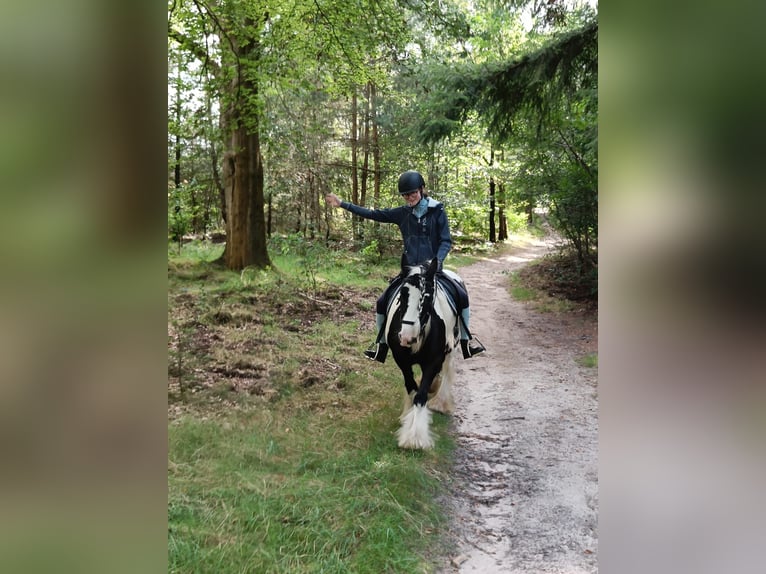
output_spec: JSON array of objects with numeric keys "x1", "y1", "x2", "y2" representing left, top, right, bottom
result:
[{"x1": 396, "y1": 404, "x2": 434, "y2": 449}]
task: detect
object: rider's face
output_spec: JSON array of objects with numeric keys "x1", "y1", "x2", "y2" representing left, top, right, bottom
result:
[{"x1": 402, "y1": 189, "x2": 421, "y2": 206}]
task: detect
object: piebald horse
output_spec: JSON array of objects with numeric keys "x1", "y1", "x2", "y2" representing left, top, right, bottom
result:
[{"x1": 385, "y1": 256, "x2": 461, "y2": 449}]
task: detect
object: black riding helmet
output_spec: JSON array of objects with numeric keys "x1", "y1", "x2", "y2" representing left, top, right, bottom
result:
[{"x1": 398, "y1": 170, "x2": 425, "y2": 195}]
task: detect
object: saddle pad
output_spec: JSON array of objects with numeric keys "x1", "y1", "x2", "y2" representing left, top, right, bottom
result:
[{"x1": 436, "y1": 276, "x2": 459, "y2": 316}]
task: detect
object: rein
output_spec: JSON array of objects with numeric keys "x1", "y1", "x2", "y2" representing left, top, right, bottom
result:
[{"x1": 396, "y1": 262, "x2": 440, "y2": 345}]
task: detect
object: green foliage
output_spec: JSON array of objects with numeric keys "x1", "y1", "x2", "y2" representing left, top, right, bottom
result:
[
  {"x1": 450, "y1": 202, "x2": 486, "y2": 237},
  {"x1": 413, "y1": 15, "x2": 598, "y2": 267},
  {"x1": 360, "y1": 239, "x2": 381, "y2": 265},
  {"x1": 504, "y1": 209, "x2": 530, "y2": 235},
  {"x1": 169, "y1": 0, "x2": 597, "y2": 293},
  {"x1": 268, "y1": 233, "x2": 334, "y2": 293},
  {"x1": 510, "y1": 93, "x2": 597, "y2": 269},
  {"x1": 414, "y1": 19, "x2": 597, "y2": 142},
  {"x1": 168, "y1": 181, "x2": 208, "y2": 241}
]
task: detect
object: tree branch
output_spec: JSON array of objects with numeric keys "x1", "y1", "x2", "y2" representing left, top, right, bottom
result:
[
  {"x1": 556, "y1": 127, "x2": 595, "y2": 184},
  {"x1": 168, "y1": 23, "x2": 222, "y2": 79}
]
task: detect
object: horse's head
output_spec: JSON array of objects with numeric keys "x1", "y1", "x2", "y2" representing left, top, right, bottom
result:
[{"x1": 397, "y1": 257, "x2": 439, "y2": 350}]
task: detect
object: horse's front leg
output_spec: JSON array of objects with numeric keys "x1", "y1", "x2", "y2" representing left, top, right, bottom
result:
[
  {"x1": 397, "y1": 362, "x2": 438, "y2": 450},
  {"x1": 413, "y1": 361, "x2": 443, "y2": 407},
  {"x1": 401, "y1": 366, "x2": 418, "y2": 396},
  {"x1": 397, "y1": 363, "x2": 418, "y2": 413}
]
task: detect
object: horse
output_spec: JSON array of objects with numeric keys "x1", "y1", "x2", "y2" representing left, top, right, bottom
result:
[{"x1": 384, "y1": 256, "x2": 462, "y2": 449}]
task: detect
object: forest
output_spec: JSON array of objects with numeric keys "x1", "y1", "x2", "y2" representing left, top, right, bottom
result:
[
  {"x1": 168, "y1": 0, "x2": 597, "y2": 282},
  {"x1": 168, "y1": 2, "x2": 597, "y2": 571}
]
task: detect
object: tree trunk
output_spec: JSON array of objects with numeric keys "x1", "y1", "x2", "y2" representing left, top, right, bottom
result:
[
  {"x1": 174, "y1": 137, "x2": 181, "y2": 189},
  {"x1": 498, "y1": 183, "x2": 508, "y2": 241},
  {"x1": 371, "y1": 82, "x2": 381, "y2": 206},
  {"x1": 350, "y1": 90, "x2": 361, "y2": 240},
  {"x1": 488, "y1": 148, "x2": 496, "y2": 243},
  {"x1": 218, "y1": 17, "x2": 271, "y2": 271},
  {"x1": 360, "y1": 82, "x2": 370, "y2": 209},
  {"x1": 221, "y1": 124, "x2": 271, "y2": 270},
  {"x1": 489, "y1": 176, "x2": 496, "y2": 243},
  {"x1": 208, "y1": 95, "x2": 226, "y2": 227},
  {"x1": 359, "y1": 84, "x2": 371, "y2": 241}
]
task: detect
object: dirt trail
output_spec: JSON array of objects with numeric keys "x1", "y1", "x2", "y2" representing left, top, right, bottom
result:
[{"x1": 437, "y1": 238, "x2": 598, "y2": 573}]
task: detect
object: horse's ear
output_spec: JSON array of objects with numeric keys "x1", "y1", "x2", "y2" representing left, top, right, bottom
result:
[{"x1": 400, "y1": 252, "x2": 409, "y2": 274}]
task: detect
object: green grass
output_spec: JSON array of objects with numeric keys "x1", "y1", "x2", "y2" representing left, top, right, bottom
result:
[
  {"x1": 576, "y1": 352, "x2": 598, "y2": 368},
  {"x1": 169, "y1": 238, "x2": 455, "y2": 573},
  {"x1": 507, "y1": 268, "x2": 577, "y2": 313},
  {"x1": 169, "y1": 409, "x2": 453, "y2": 573},
  {"x1": 509, "y1": 283, "x2": 537, "y2": 302}
]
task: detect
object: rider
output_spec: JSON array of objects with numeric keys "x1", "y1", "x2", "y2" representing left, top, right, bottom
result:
[{"x1": 325, "y1": 170, "x2": 486, "y2": 363}]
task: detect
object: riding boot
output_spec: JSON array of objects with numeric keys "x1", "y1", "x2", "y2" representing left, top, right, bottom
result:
[
  {"x1": 364, "y1": 342, "x2": 389, "y2": 363},
  {"x1": 461, "y1": 338, "x2": 486, "y2": 359}
]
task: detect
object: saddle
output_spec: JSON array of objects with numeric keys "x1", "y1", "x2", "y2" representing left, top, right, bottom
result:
[
  {"x1": 379, "y1": 271, "x2": 470, "y2": 342},
  {"x1": 436, "y1": 272, "x2": 468, "y2": 315}
]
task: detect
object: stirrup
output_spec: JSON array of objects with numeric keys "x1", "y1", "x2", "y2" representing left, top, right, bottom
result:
[
  {"x1": 461, "y1": 337, "x2": 486, "y2": 359},
  {"x1": 364, "y1": 342, "x2": 388, "y2": 364}
]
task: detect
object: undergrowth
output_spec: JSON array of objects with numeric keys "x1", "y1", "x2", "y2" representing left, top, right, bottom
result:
[{"x1": 510, "y1": 248, "x2": 597, "y2": 312}]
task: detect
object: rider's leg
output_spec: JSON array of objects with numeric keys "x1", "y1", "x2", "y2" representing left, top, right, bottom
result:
[
  {"x1": 459, "y1": 306, "x2": 486, "y2": 359},
  {"x1": 365, "y1": 311, "x2": 389, "y2": 363},
  {"x1": 439, "y1": 273, "x2": 485, "y2": 358},
  {"x1": 459, "y1": 308, "x2": 471, "y2": 340},
  {"x1": 374, "y1": 312, "x2": 385, "y2": 337},
  {"x1": 365, "y1": 278, "x2": 399, "y2": 363}
]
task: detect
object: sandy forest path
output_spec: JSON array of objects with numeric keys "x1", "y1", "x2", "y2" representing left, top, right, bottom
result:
[{"x1": 436, "y1": 237, "x2": 598, "y2": 573}]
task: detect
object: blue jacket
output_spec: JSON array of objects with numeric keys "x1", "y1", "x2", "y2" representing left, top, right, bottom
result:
[{"x1": 340, "y1": 197, "x2": 452, "y2": 266}]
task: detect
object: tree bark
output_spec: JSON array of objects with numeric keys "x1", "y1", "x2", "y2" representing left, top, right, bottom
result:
[
  {"x1": 360, "y1": 82, "x2": 370, "y2": 209},
  {"x1": 489, "y1": 148, "x2": 496, "y2": 243},
  {"x1": 220, "y1": 102, "x2": 270, "y2": 269},
  {"x1": 498, "y1": 183, "x2": 508, "y2": 241},
  {"x1": 371, "y1": 82, "x2": 381, "y2": 206},
  {"x1": 350, "y1": 90, "x2": 361, "y2": 240}
]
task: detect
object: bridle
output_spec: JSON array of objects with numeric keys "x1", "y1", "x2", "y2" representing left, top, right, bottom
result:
[{"x1": 400, "y1": 271, "x2": 434, "y2": 341}]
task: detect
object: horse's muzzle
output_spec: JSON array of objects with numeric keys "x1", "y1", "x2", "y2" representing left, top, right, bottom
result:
[{"x1": 399, "y1": 319, "x2": 419, "y2": 347}]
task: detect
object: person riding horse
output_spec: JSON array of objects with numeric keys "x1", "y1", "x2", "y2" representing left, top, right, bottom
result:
[{"x1": 325, "y1": 170, "x2": 486, "y2": 363}]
